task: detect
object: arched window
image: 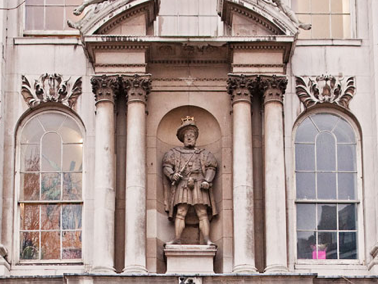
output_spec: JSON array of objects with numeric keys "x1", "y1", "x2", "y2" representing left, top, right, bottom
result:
[
  {"x1": 17, "y1": 111, "x2": 83, "y2": 262},
  {"x1": 295, "y1": 113, "x2": 360, "y2": 261}
]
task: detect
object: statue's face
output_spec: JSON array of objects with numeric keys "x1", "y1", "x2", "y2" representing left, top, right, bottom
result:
[{"x1": 183, "y1": 129, "x2": 197, "y2": 148}]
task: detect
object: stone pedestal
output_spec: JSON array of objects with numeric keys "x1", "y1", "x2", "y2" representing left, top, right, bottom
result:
[{"x1": 164, "y1": 245, "x2": 217, "y2": 274}]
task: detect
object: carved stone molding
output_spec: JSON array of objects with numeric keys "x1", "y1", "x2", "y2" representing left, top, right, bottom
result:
[
  {"x1": 21, "y1": 74, "x2": 82, "y2": 108},
  {"x1": 260, "y1": 75, "x2": 288, "y2": 105},
  {"x1": 227, "y1": 74, "x2": 257, "y2": 105},
  {"x1": 91, "y1": 75, "x2": 119, "y2": 105},
  {"x1": 121, "y1": 74, "x2": 152, "y2": 105},
  {"x1": 295, "y1": 75, "x2": 356, "y2": 109}
]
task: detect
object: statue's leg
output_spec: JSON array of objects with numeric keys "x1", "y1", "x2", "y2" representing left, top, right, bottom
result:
[
  {"x1": 166, "y1": 203, "x2": 189, "y2": 245},
  {"x1": 194, "y1": 204, "x2": 216, "y2": 246}
]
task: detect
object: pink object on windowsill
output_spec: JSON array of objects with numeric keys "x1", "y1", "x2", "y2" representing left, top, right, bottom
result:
[{"x1": 312, "y1": 250, "x2": 326, "y2": 259}]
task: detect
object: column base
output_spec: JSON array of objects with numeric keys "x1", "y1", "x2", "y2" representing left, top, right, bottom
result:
[
  {"x1": 91, "y1": 266, "x2": 116, "y2": 274},
  {"x1": 264, "y1": 264, "x2": 288, "y2": 273},
  {"x1": 122, "y1": 265, "x2": 148, "y2": 274},
  {"x1": 233, "y1": 264, "x2": 257, "y2": 274},
  {"x1": 164, "y1": 244, "x2": 217, "y2": 274}
]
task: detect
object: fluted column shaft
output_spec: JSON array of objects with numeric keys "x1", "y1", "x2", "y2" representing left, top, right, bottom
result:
[
  {"x1": 262, "y1": 76, "x2": 288, "y2": 273},
  {"x1": 91, "y1": 75, "x2": 119, "y2": 273},
  {"x1": 122, "y1": 75, "x2": 151, "y2": 274},
  {"x1": 227, "y1": 75, "x2": 257, "y2": 273}
]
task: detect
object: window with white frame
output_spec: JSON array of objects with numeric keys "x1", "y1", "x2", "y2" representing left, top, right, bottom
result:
[
  {"x1": 18, "y1": 111, "x2": 83, "y2": 261},
  {"x1": 291, "y1": 0, "x2": 353, "y2": 39},
  {"x1": 295, "y1": 113, "x2": 359, "y2": 260},
  {"x1": 25, "y1": 0, "x2": 82, "y2": 31}
]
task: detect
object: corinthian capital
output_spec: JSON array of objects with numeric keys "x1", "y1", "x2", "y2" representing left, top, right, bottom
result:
[
  {"x1": 260, "y1": 75, "x2": 288, "y2": 105},
  {"x1": 121, "y1": 74, "x2": 152, "y2": 105},
  {"x1": 91, "y1": 75, "x2": 119, "y2": 105},
  {"x1": 227, "y1": 74, "x2": 260, "y2": 105}
]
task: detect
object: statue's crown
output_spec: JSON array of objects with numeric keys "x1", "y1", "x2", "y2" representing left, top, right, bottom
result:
[
  {"x1": 181, "y1": 116, "x2": 195, "y2": 124},
  {"x1": 177, "y1": 116, "x2": 199, "y2": 142}
]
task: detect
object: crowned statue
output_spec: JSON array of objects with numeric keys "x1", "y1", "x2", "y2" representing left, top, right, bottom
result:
[{"x1": 163, "y1": 117, "x2": 218, "y2": 246}]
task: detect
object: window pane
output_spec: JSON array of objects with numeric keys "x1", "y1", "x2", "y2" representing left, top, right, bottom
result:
[
  {"x1": 295, "y1": 144, "x2": 315, "y2": 171},
  {"x1": 338, "y1": 204, "x2": 356, "y2": 230},
  {"x1": 62, "y1": 231, "x2": 82, "y2": 259},
  {"x1": 63, "y1": 205, "x2": 82, "y2": 230},
  {"x1": 46, "y1": 0, "x2": 64, "y2": 4},
  {"x1": 63, "y1": 173, "x2": 82, "y2": 200},
  {"x1": 41, "y1": 173, "x2": 61, "y2": 200},
  {"x1": 41, "y1": 231, "x2": 60, "y2": 259},
  {"x1": 292, "y1": 0, "x2": 311, "y2": 13},
  {"x1": 41, "y1": 205, "x2": 61, "y2": 230},
  {"x1": 296, "y1": 172, "x2": 316, "y2": 199},
  {"x1": 331, "y1": 14, "x2": 350, "y2": 39},
  {"x1": 316, "y1": 132, "x2": 336, "y2": 171},
  {"x1": 312, "y1": 0, "x2": 330, "y2": 13},
  {"x1": 333, "y1": 119, "x2": 355, "y2": 143},
  {"x1": 337, "y1": 144, "x2": 356, "y2": 171},
  {"x1": 25, "y1": 6, "x2": 44, "y2": 30},
  {"x1": 42, "y1": 133, "x2": 62, "y2": 171},
  {"x1": 21, "y1": 204, "x2": 40, "y2": 230},
  {"x1": 318, "y1": 232, "x2": 337, "y2": 259},
  {"x1": 297, "y1": 231, "x2": 316, "y2": 259},
  {"x1": 66, "y1": 0, "x2": 82, "y2": 5},
  {"x1": 312, "y1": 15, "x2": 331, "y2": 38},
  {"x1": 312, "y1": 114, "x2": 339, "y2": 132},
  {"x1": 21, "y1": 173, "x2": 40, "y2": 201},
  {"x1": 38, "y1": 113, "x2": 65, "y2": 132},
  {"x1": 20, "y1": 232, "x2": 39, "y2": 260},
  {"x1": 21, "y1": 118, "x2": 44, "y2": 143},
  {"x1": 63, "y1": 145, "x2": 83, "y2": 171},
  {"x1": 317, "y1": 204, "x2": 337, "y2": 230},
  {"x1": 339, "y1": 232, "x2": 357, "y2": 259},
  {"x1": 338, "y1": 173, "x2": 356, "y2": 200},
  {"x1": 21, "y1": 144, "x2": 40, "y2": 172},
  {"x1": 26, "y1": 0, "x2": 44, "y2": 4},
  {"x1": 45, "y1": 6, "x2": 64, "y2": 30},
  {"x1": 59, "y1": 117, "x2": 82, "y2": 143},
  {"x1": 317, "y1": 172, "x2": 336, "y2": 199},
  {"x1": 295, "y1": 118, "x2": 318, "y2": 143},
  {"x1": 331, "y1": 0, "x2": 350, "y2": 13},
  {"x1": 297, "y1": 204, "x2": 316, "y2": 230}
]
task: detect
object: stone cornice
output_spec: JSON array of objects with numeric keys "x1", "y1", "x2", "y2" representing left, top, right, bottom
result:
[
  {"x1": 21, "y1": 74, "x2": 82, "y2": 109},
  {"x1": 121, "y1": 74, "x2": 152, "y2": 105},
  {"x1": 91, "y1": 75, "x2": 120, "y2": 105},
  {"x1": 295, "y1": 75, "x2": 356, "y2": 110}
]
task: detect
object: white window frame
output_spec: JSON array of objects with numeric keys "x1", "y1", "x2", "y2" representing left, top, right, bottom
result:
[
  {"x1": 14, "y1": 108, "x2": 85, "y2": 264},
  {"x1": 292, "y1": 108, "x2": 364, "y2": 267},
  {"x1": 291, "y1": 0, "x2": 357, "y2": 39}
]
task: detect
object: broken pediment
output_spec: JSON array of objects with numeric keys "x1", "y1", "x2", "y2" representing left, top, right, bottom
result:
[{"x1": 219, "y1": 0, "x2": 298, "y2": 36}]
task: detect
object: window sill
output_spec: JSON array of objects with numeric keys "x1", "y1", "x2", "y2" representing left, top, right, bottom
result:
[
  {"x1": 14, "y1": 37, "x2": 81, "y2": 45},
  {"x1": 296, "y1": 39, "x2": 362, "y2": 47},
  {"x1": 295, "y1": 262, "x2": 368, "y2": 275},
  {"x1": 23, "y1": 30, "x2": 80, "y2": 36}
]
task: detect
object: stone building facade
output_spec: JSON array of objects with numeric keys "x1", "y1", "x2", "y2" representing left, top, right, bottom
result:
[{"x1": 0, "y1": 0, "x2": 378, "y2": 283}]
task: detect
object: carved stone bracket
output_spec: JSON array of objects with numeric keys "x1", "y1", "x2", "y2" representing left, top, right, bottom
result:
[
  {"x1": 295, "y1": 75, "x2": 356, "y2": 110},
  {"x1": 91, "y1": 74, "x2": 120, "y2": 105},
  {"x1": 227, "y1": 74, "x2": 287, "y2": 106},
  {"x1": 260, "y1": 75, "x2": 288, "y2": 105},
  {"x1": 21, "y1": 74, "x2": 82, "y2": 108},
  {"x1": 121, "y1": 74, "x2": 152, "y2": 105}
]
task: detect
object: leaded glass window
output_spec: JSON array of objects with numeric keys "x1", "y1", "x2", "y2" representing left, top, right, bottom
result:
[
  {"x1": 295, "y1": 113, "x2": 358, "y2": 260},
  {"x1": 19, "y1": 112, "x2": 83, "y2": 261}
]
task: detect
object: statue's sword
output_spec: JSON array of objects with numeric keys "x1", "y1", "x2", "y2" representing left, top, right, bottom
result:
[{"x1": 171, "y1": 151, "x2": 196, "y2": 186}]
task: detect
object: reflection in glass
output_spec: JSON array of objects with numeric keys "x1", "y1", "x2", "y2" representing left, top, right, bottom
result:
[
  {"x1": 63, "y1": 231, "x2": 82, "y2": 259},
  {"x1": 21, "y1": 144, "x2": 40, "y2": 171},
  {"x1": 21, "y1": 204, "x2": 40, "y2": 230},
  {"x1": 21, "y1": 173, "x2": 40, "y2": 201},
  {"x1": 63, "y1": 205, "x2": 82, "y2": 230},
  {"x1": 63, "y1": 145, "x2": 83, "y2": 171},
  {"x1": 317, "y1": 173, "x2": 336, "y2": 199},
  {"x1": 295, "y1": 144, "x2": 315, "y2": 171},
  {"x1": 333, "y1": 118, "x2": 355, "y2": 143},
  {"x1": 317, "y1": 204, "x2": 337, "y2": 230},
  {"x1": 20, "y1": 232, "x2": 39, "y2": 260},
  {"x1": 339, "y1": 232, "x2": 357, "y2": 259},
  {"x1": 338, "y1": 173, "x2": 356, "y2": 200},
  {"x1": 318, "y1": 232, "x2": 337, "y2": 259},
  {"x1": 297, "y1": 204, "x2": 316, "y2": 230},
  {"x1": 295, "y1": 118, "x2": 318, "y2": 143},
  {"x1": 63, "y1": 173, "x2": 82, "y2": 200},
  {"x1": 296, "y1": 172, "x2": 316, "y2": 199},
  {"x1": 297, "y1": 231, "x2": 316, "y2": 259},
  {"x1": 312, "y1": 114, "x2": 339, "y2": 132},
  {"x1": 41, "y1": 173, "x2": 61, "y2": 200},
  {"x1": 338, "y1": 144, "x2": 356, "y2": 171},
  {"x1": 338, "y1": 204, "x2": 356, "y2": 230},
  {"x1": 42, "y1": 133, "x2": 62, "y2": 171},
  {"x1": 41, "y1": 231, "x2": 60, "y2": 259},
  {"x1": 41, "y1": 205, "x2": 61, "y2": 230},
  {"x1": 316, "y1": 132, "x2": 336, "y2": 171}
]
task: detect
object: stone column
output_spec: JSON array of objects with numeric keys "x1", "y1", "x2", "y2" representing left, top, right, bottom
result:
[
  {"x1": 261, "y1": 75, "x2": 288, "y2": 273},
  {"x1": 91, "y1": 75, "x2": 119, "y2": 273},
  {"x1": 227, "y1": 74, "x2": 257, "y2": 273},
  {"x1": 122, "y1": 74, "x2": 151, "y2": 274}
]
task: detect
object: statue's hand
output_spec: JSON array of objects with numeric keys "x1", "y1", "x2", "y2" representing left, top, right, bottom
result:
[
  {"x1": 172, "y1": 173, "x2": 181, "y2": 182},
  {"x1": 201, "y1": 181, "x2": 210, "y2": 190}
]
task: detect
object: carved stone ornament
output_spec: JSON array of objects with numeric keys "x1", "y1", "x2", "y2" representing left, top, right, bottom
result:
[
  {"x1": 227, "y1": 74, "x2": 256, "y2": 105},
  {"x1": 121, "y1": 74, "x2": 152, "y2": 105},
  {"x1": 260, "y1": 75, "x2": 288, "y2": 104},
  {"x1": 21, "y1": 74, "x2": 82, "y2": 108},
  {"x1": 91, "y1": 75, "x2": 120, "y2": 104},
  {"x1": 295, "y1": 75, "x2": 356, "y2": 109}
]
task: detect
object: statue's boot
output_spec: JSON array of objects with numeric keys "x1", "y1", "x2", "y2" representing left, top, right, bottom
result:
[
  {"x1": 165, "y1": 239, "x2": 182, "y2": 246},
  {"x1": 204, "y1": 237, "x2": 217, "y2": 248},
  {"x1": 299, "y1": 23, "x2": 312, "y2": 30}
]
